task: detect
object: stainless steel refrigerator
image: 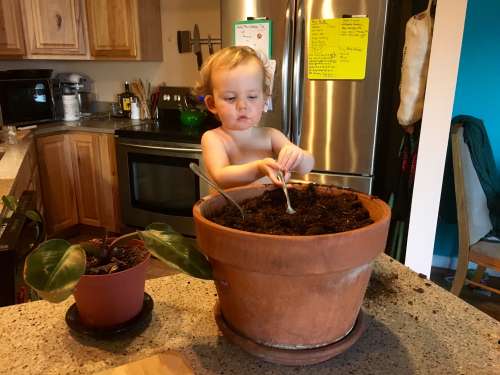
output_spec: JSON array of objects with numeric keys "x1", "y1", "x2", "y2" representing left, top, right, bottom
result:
[{"x1": 221, "y1": 0, "x2": 388, "y2": 193}]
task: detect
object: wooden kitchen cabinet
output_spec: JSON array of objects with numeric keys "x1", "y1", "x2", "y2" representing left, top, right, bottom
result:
[
  {"x1": 0, "y1": 0, "x2": 26, "y2": 56},
  {"x1": 69, "y1": 133, "x2": 101, "y2": 227},
  {"x1": 21, "y1": 0, "x2": 88, "y2": 57},
  {"x1": 86, "y1": 0, "x2": 162, "y2": 60},
  {"x1": 36, "y1": 134, "x2": 78, "y2": 235},
  {"x1": 37, "y1": 132, "x2": 121, "y2": 235}
]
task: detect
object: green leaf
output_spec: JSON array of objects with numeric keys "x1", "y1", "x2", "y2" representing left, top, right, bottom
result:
[
  {"x1": 2, "y1": 195, "x2": 17, "y2": 211},
  {"x1": 146, "y1": 222, "x2": 178, "y2": 234},
  {"x1": 140, "y1": 223, "x2": 213, "y2": 280},
  {"x1": 25, "y1": 210, "x2": 42, "y2": 223},
  {"x1": 24, "y1": 239, "x2": 86, "y2": 303}
]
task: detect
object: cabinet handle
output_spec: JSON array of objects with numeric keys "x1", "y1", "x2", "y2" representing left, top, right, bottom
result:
[{"x1": 56, "y1": 14, "x2": 62, "y2": 29}]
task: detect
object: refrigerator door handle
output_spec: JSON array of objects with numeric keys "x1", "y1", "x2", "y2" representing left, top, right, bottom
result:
[
  {"x1": 292, "y1": 0, "x2": 305, "y2": 145},
  {"x1": 281, "y1": 0, "x2": 294, "y2": 140}
]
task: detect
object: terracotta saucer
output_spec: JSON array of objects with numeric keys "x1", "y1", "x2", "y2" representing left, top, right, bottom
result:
[
  {"x1": 65, "y1": 292, "x2": 153, "y2": 340},
  {"x1": 214, "y1": 303, "x2": 367, "y2": 366}
]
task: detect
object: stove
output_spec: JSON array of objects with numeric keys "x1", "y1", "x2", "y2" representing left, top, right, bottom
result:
[
  {"x1": 114, "y1": 86, "x2": 217, "y2": 235},
  {"x1": 115, "y1": 116, "x2": 217, "y2": 145},
  {"x1": 115, "y1": 85, "x2": 218, "y2": 145}
]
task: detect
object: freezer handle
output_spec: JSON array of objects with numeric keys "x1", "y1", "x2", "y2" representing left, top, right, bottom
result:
[
  {"x1": 292, "y1": 0, "x2": 305, "y2": 145},
  {"x1": 281, "y1": 0, "x2": 294, "y2": 139}
]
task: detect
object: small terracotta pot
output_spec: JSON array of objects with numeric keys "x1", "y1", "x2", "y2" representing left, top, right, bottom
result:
[
  {"x1": 193, "y1": 185, "x2": 390, "y2": 352},
  {"x1": 73, "y1": 241, "x2": 150, "y2": 328}
]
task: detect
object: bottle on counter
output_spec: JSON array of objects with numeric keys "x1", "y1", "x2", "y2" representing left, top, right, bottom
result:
[
  {"x1": 130, "y1": 98, "x2": 140, "y2": 120},
  {"x1": 118, "y1": 81, "x2": 134, "y2": 117}
]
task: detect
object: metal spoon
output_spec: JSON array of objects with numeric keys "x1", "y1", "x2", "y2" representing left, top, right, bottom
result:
[
  {"x1": 189, "y1": 163, "x2": 245, "y2": 220},
  {"x1": 277, "y1": 171, "x2": 296, "y2": 215}
]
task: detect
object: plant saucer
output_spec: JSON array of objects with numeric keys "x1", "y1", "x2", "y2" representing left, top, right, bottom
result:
[{"x1": 65, "y1": 292, "x2": 154, "y2": 340}]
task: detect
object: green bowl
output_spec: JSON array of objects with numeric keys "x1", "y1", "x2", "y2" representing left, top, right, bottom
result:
[{"x1": 179, "y1": 109, "x2": 206, "y2": 126}]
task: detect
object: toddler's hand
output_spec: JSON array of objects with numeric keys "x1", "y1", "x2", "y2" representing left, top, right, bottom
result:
[
  {"x1": 277, "y1": 144, "x2": 304, "y2": 172},
  {"x1": 258, "y1": 158, "x2": 281, "y2": 185}
]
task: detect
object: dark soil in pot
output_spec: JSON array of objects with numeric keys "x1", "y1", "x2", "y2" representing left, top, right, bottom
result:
[
  {"x1": 84, "y1": 238, "x2": 148, "y2": 275},
  {"x1": 209, "y1": 184, "x2": 373, "y2": 235}
]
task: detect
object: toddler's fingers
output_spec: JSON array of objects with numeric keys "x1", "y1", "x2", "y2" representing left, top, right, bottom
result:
[
  {"x1": 263, "y1": 157, "x2": 280, "y2": 170},
  {"x1": 278, "y1": 151, "x2": 292, "y2": 171},
  {"x1": 268, "y1": 170, "x2": 282, "y2": 186}
]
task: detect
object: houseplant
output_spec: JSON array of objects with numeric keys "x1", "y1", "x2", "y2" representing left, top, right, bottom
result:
[
  {"x1": 192, "y1": 183, "x2": 391, "y2": 365},
  {"x1": 23, "y1": 223, "x2": 212, "y2": 328}
]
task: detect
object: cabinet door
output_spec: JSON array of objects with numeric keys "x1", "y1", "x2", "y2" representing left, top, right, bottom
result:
[
  {"x1": 36, "y1": 134, "x2": 78, "y2": 235},
  {"x1": 97, "y1": 134, "x2": 121, "y2": 233},
  {"x1": 69, "y1": 132, "x2": 102, "y2": 227},
  {"x1": 86, "y1": 0, "x2": 137, "y2": 58},
  {"x1": 22, "y1": 0, "x2": 87, "y2": 55},
  {"x1": 0, "y1": 0, "x2": 25, "y2": 56}
]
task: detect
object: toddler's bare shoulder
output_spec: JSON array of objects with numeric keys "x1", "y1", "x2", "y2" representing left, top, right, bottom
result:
[
  {"x1": 201, "y1": 129, "x2": 224, "y2": 146},
  {"x1": 202, "y1": 128, "x2": 222, "y2": 140}
]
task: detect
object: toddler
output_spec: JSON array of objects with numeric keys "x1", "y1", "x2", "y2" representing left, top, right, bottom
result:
[{"x1": 194, "y1": 46, "x2": 314, "y2": 188}]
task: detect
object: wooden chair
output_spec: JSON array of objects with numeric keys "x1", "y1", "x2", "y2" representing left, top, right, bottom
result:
[{"x1": 450, "y1": 123, "x2": 500, "y2": 296}]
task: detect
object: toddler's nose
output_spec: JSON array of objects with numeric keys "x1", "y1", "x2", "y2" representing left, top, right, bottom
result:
[{"x1": 236, "y1": 98, "x2": 247, "y2": 110}]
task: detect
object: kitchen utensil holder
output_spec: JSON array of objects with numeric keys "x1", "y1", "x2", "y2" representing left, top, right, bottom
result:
[{"x1": 177, "y1": 30, "x2": 221, "y2": 53}]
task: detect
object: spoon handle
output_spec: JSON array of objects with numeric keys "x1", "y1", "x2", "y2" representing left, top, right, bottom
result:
[
  {"x1": 189, "y1": 163, "x2": 245, "y2": 220},
  {"x1": 277, "y1": 171, "x2": 296, "y2": 214}
]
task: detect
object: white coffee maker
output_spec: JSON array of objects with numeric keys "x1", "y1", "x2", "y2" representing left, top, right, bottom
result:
[{"x1": 56, "y1": 73, "x2": 95, "y2": 118}]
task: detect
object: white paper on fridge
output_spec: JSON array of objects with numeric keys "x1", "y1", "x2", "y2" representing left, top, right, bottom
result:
[
  {"x1": 233, "y1": 20, "x2": 272, "y2": 58},
  {"x1": 264, "y1": 59, "x2": 276, "y2": 112}
]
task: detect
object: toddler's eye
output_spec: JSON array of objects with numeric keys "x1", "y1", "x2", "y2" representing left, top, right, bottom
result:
[
  {"x1": 248, "y1": 96, "x2": 258, "y2": 100},
  {"x1": 224, "y1": 97, "x2": 236, "y2": 102}
]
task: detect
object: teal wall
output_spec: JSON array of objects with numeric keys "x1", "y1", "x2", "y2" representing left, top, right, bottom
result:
[
  {"x1": 452, "y1": 0, "x2": 500, "y2": 165},
  {"x1": 434, "y1": 0, "x2": 500, "y2": 259}
]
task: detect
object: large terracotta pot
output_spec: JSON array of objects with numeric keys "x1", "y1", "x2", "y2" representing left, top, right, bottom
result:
[
  {"x1": 73, "y1": 242, "x2": 150, "y2": 328},
  {"x1": 193, "y1": 184, "x2": 391, "y2": 363}
]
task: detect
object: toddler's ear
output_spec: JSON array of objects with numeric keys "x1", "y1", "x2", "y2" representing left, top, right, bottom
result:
[{"x1": 204, "y1": 95, "x2": 217, "y2": 115}]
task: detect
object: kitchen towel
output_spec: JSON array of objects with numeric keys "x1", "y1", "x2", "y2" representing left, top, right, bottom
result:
[{"x1": 397, "y1": 0, "x2": 434, "y2": 127}]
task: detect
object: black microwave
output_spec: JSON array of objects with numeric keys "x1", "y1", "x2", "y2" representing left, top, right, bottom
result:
[{"x1": 0, "y1": 70, "x2": 59, "y2": 127}]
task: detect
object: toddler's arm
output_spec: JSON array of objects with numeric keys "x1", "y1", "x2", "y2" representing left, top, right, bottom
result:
[
  {"x1": 201, "y1": 131, "x2": 282, "y2": 188},
  {"x1": 270, "y1": 129, "x2": 314, "y2": 174}
]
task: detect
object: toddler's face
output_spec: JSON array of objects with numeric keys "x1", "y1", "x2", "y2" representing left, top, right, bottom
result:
[{"x1": 206, "y1": 59, "x2": 266, "y2": 131}]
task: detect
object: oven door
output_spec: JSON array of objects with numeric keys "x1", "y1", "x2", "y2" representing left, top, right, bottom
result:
[{"x1": 116, "y1": 138, "x2": 208, "y2": 235}]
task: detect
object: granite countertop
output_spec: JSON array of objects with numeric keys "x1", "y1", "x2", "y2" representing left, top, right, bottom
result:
[
  {"x1": 32, "y1": 116, "x2": 145, "y2": 136},
  {"x1": 0, "y1": 254, "x2": 498, "y2": 375},
  {"x1": 0, "y1": 117, "x2": 141, "y2": 211},
  {"x1": 0, "y1": 131, "x2": 36, "y2": 210}
]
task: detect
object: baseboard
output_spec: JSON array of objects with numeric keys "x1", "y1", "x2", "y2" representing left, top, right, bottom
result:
[{"x1": 432, "y1": 255, "x2": 500, "y2": 277}]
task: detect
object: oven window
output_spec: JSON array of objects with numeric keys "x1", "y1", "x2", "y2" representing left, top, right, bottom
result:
[
  {"x1": 0, "y1": 80, "x2": 53, "y2": 124},
  {"x1": 128, "y1": 153, "x2": 199, "y2": 216}
]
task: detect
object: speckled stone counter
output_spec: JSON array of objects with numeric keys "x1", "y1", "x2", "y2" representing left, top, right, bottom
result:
[
  {"x1": 0, "y1": 131, "x2": 36, "y2": 209},
  {"x1": 0, "y1": 254, "x2": 498, "y2": 375},
  {"x1": 0, "y1": 117, "x2": 140, "y2": 211},
  {"x1": 32, "y1": 116, "x2": 143, "y2": 136}
]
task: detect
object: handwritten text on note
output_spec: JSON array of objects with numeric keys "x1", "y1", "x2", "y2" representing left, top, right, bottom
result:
[{"x1": 308, "y1": 17, "x2": 369, "y2": 80}]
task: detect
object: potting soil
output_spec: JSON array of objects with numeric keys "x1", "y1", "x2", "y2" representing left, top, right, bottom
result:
[
  {"x1": 209, "y1": 184, "x2": 374, "y2": 235},
  {"x1": 85, "y1": 239, "x2": 148, "y2": 275}
]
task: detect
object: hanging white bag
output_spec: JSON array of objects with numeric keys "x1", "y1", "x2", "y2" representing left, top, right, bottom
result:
[{"x1": 397, "y1": 0, "x2": 434, "y2": 127}]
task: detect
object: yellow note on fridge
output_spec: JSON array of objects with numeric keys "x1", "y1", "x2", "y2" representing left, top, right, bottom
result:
[{"x1": 308, "y1": 17, "x2": 369, "y2": 80}]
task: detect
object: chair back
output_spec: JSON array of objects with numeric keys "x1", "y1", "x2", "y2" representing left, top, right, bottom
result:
[{"x1": 451, "y1": 124, "x2": 493, "y2": 246}]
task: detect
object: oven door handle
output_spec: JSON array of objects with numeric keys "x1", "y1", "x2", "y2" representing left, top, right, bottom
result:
[{"x1": 119, "y1": 142, "x2": 202, "y2": 153}]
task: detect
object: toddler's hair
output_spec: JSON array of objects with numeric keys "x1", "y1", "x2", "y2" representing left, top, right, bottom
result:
[{"x1": 193, "y1": 46, "x2": 272, "y2": 97}]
